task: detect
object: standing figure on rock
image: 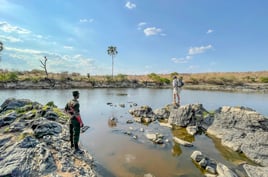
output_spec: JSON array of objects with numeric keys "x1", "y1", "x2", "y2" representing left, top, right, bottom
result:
[
  {"x1": 172, "y1": 76, "x2": 184, "y2": 106},
  {"x1": 65, "y1": 90, "x2": 84, "y2": 154}
]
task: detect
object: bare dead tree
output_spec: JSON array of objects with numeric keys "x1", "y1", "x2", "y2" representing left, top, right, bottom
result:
[
  {"x1": 40, "y1": 56, "x2": 48, "y2": 78},
  {"x1": 0, "y1": 41, "x2": 3, "y2": 62},
  {"x1": 39, "y1": 56, "x2": 55, "y2": 87}
]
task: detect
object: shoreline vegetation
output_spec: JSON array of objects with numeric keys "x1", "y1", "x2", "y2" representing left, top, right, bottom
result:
[{"x1": 0, "y1": 70, "x2": 268, "y2": 92}]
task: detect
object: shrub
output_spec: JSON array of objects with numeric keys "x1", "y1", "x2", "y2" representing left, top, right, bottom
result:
[
  {"x1": 160, "y1": 77, "x2": 171, "y2": 84},
  {"x1": 189, "y1": 77, "x2": 199, "y2": 84},
  {"x1": 105, "y1": 75, "x2": 113, "y2": 82},
  {"x1": 8, "y1": 72, "x2": 18, "y2": 81},
  {"x1": 0, "y1": 72, "x2": 18, "y2": 82},
  {"x1": 147, "y1": 73, "x2": 170, "y2": 85},
  {"x1": 115, "y1": 74, "x2": 128, "y2": 82},
  {"x1": 260, "y1": 77, "x2": 268, "y2": 83}
]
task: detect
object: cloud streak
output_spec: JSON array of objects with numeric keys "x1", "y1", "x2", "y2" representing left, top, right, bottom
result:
[
  {"x1": 0, "y1": 35, "x2": 22, "y2": 43},
  {"x1": 171, "y1": 56, "x2": 192, "y2": 64},
  {"x1": 79, "y1": 18, "x2": 94, "y2": 23},
  {"x1": 137, "y1": 22, "x2": 147, "y2": 30},
  {"x1": 188, "y1": 45, "x2": 212, "y2": 55},
  {"x1": 0, "y1": 21, "x2": 30, "y2": 34},
  {"x1": 171, "y1": 45, "x2": 213, "y2": 64}
]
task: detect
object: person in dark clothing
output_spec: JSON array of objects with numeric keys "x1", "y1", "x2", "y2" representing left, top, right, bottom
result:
[{"x1": 65, "y1": 90, "x2": 84, "y2": 154}]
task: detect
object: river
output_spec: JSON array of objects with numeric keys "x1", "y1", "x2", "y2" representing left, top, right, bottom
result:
[{"x1": 1, "y1": 88, "x2": 267, "y2": 177}]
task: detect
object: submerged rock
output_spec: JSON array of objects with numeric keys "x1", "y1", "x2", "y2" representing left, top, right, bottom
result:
[{"x1": 191, "y1": 150, "x2": 237, "y2": 177}]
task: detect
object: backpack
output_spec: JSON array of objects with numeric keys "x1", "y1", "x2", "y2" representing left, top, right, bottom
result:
[
  {"x1": 178, "y1": 79, "x2": 184, "y2": 87},
  {"x1": 66, "y1": 100, "x2": 78, "y2": 115}
]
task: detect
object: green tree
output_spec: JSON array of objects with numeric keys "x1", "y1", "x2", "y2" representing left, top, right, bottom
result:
[{"x1": 107, "y1": 46, "x2": 118, "y2": 79}]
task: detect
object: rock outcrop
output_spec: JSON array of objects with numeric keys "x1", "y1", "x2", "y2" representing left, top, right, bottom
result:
[
  {"x1": 129, "y1": 103, "x2": 268, "y2": 177},
  {"x1": 0, "y1": 98, "x2": 97, "y2": 177},
  {"x1": 207, "y1": 106, "x2": 268, "y2": 166}
]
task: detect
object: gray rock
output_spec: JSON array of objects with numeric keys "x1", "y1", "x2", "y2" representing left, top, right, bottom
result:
[
  {"x1": 129, "y1": 105, "x2": 156, "y2": 123},
  {"x1": 19, "y1": 136, "x2": 39, "y2": 148},
  {"x1": 190, "y1": 151, "x2": 204, "y2": 162},
  {"x1": 0, "y1": 98, "x2": 34, "y2": 113},
  {"x1": 32, "y1": 119, "x2": 62, "y2": 138},
  {"x1": 154, "y1": 107, "x2": 170, "y2": 119},
  {"x1": 44, "y1": 110, "x2": 59, "y2": 121},
  {"x1": 173, "y1": 137, "x2": 193, "y2": 147},
  {"x1": 168, "y1": 104, "x2": 208, "y2": 127},
  {"x1": 199, "y1": 158, "x2": 208, "y2": 168},
  {"x1": 207, "y1": 106, "x2": 268, "y2": 166},
  {"x1": 216, "y1": 163, "x2": 238, "y2": 177},
  {"x1": 9, "y1": 122, "x2": 26, "y2": 132},
  {"x1": 186, "y1": 125, "x2": 198, "y2": 135},
  {"x1": 243, "y1": 164, "x2": 268, "y2": 177},
  {"x1": 0, "y1": 112, "x2": 17, "y2": 127}
]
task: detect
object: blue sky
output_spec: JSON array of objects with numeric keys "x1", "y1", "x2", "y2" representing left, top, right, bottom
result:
[{"x1": 0, "y1": 0, "x2": 267, "y2": 75}]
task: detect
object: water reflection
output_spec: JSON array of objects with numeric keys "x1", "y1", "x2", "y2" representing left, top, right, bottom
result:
[
  {"x1": 208, "y1": 134, "x2": 257, "y2": 166},
  {"x1": 171, "y1": 143, "x2": 182, "y2": 156},
  {"x1": 172, "y1": 127, "x2": 195, "y2": 142},
  {"x1": 107, "y1": 117, "x2": 117, "y2": 127}
]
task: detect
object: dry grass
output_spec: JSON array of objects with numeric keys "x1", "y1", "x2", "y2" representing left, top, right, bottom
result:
[{"x1": 1, "y1": 69, "x2": 268, "y2": 84}]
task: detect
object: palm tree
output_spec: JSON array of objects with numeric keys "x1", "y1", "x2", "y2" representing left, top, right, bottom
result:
[{"x1": 107, "y1": 46, "x2": 118, "y2": 78}]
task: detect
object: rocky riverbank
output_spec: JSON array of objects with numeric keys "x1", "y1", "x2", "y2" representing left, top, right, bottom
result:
[
  {"x1": 128, "y1": 103, "x2": 268, "y2": 177},
  {"x1": 1, "y1": 80, "x2": 268, "y2": 93},
  {"x1": 0, "y1": 98, "x2": 98, "y2": 177},
  {"x1": 1, "y1": 97, "x2": 268, "y2": 177}
]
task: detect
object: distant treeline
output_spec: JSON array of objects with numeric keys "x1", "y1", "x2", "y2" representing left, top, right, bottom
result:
[{"x1": 0, "y1": 69, "x2": 268, "y2": 85}]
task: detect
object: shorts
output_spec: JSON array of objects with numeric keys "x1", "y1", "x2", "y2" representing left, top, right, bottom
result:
[{"x1": 173, "y1": 87, "x2": 181, "y2": 95}]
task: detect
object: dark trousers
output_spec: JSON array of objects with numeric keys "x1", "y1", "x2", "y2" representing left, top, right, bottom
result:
[{"x1": 69, "y1": 117, "x2": 81, "y2": 149}]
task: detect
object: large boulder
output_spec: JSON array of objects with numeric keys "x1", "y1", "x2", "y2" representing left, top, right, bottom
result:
[
  {"x1": 0, "y1": 98, "x2": 39, "y2": 113},
  {"x1": 207, "y1": 106, "x2": 268, "y2": 166},
  {"x1": 168, "y1": 104, "x2": 210, "y2": 127},
  {"x1": 129, "y1": 105, "x2": 156, "y2": 123}
]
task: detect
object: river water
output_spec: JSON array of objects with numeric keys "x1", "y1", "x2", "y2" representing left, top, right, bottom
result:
[{"x1": 1, "y1": 88, "x2": 267, "y2": 177}]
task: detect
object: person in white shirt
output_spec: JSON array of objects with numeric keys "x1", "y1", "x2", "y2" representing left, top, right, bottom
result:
[{"x1": 172, "y1": 76, "x2": 184, "y2": 105}]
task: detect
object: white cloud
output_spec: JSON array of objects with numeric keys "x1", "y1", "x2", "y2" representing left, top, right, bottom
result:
[
  {"x1": 188, "y1": 45, "x2": 212, "y2": 55},
  {"x1": 137, "y1": 22, "x2": 146, "y2": 30},
  {"x1": 144, "y1": 27, "x2": 162, "y2": 36},
  {"x1": 63, "y1": 46, "x2": 73, "y2": 50},
  {"x1": 79, "y1": 18, "x2": 94, "y2": 23},
  {"x1": 125, "y1": 1, "x2": 136, "y2": 9},
  {"x1": 0, "y1": 35, "x2": 22, "y2": 43},
  {"x1": 4, "y1": 46, "x2": 96, "y2": 75},
  {"x1": 5, "y1": 47, "x2": 44, "y2": 55},
  {"x1": 0, "y1": 21, "x2": 31, "y2": 34},
  {"x1": 171, "y1": 56, "x2": 192, "y2": 63},
  {"x1": 207, "y1": 29, "x2": 214, "y2": 34}
]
